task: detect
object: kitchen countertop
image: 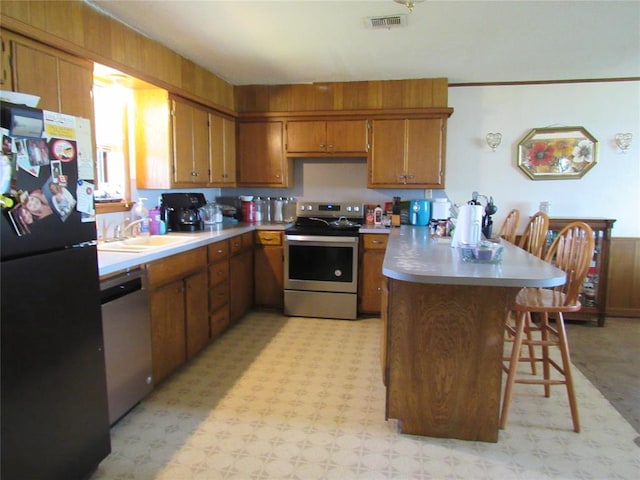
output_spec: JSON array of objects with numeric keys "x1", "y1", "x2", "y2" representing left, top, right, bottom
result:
[
  {"x1": 382, "y1": 225, "x2": 565, "y2": 288},
  {"x1": 359, "y1": 225, "x2": 393, "y2": 234},
  {"x1": 98, "y1": 222, "x2": 292, "y2": 277}
]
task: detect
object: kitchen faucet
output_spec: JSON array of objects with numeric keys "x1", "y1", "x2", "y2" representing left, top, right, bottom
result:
[{"x1": 112, "y1": 217, "x2": 146, "y2": 240}]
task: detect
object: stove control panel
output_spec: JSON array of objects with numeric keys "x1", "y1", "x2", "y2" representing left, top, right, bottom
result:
[{"x1": 296, "y1": 202, "x2": 364, "y2": 218}]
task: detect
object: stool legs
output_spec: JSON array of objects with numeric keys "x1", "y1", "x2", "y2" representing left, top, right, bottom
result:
[{"x1": 500, "y1": 310, "x2": 580, "y2": 433}]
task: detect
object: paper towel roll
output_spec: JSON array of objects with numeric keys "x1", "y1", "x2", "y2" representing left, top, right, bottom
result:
[{"x1": 452, "y1": 204, "x2": 483, "y2": 247}]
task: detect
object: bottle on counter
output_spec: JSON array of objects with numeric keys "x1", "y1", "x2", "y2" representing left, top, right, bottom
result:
[
  {"x1": 374, "y1": 205, "x2": 383, "y2": 225},
  {"x1": 149, "y1": 205, "x2": 163, "y2": 235},
  {"x1": 132, "y1": 197, "x2": 150, "y2": 236}
]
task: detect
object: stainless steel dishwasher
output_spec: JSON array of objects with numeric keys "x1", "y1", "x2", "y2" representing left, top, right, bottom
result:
[{"x1": 100, "y1": 268, "x2": 153, "y2": 425}]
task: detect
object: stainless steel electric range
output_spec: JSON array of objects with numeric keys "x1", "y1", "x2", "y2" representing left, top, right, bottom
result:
[{"x1": 284, "y1": 201, "x2": 364, "y2": 320}]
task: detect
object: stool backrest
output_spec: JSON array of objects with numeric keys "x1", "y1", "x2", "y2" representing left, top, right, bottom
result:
[
  {"x1": 544, "y1": 221, "x2": 595, "y2": 307},
  {"x1": 518, "y1": 211, "x2": 549, "y2": 258},
  {"x1": 498, "y1": 209, "x2": 520, "y2": 243}
]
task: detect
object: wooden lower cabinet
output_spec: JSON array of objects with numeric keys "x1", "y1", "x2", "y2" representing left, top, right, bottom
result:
[
  {"x1": 185, "y1": 270, "x2": 209, "y2": 359},
  {"x1": 208, "y1": 239, "x2": 230, "y2": 339},
  {"x1": 230, "y1": 232, "x2": 254, "y2": 323},
  {"x1": 359, "y1": 233, "x2": 389, "y2": 314},
  {"x1": 149, "y1": 280, "x2": 186, "y2": 386},
  {"x1": 147, "y1": 247, "x2": 208, "y2": 385},
  {"x1": 254, "y1": 230, "x2": 284, "y2": 308}
]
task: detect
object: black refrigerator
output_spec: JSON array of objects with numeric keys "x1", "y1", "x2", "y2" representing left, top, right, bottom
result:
[{"x1": 1, "y1": 103, "x2": 111, "y2": 479}]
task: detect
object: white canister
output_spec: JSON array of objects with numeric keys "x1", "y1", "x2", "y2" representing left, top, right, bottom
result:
[{"x1": 432, "y1": 198, "x2": 451, "y2": 220}]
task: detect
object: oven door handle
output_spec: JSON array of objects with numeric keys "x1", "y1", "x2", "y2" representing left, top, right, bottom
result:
[{"x1": 285, "y1": 234, "x2": 358, "y2": 245}]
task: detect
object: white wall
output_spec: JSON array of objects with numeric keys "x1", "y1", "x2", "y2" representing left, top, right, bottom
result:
[{"x1": 446, "y1": 81, "x2": 640, "y2": 237}]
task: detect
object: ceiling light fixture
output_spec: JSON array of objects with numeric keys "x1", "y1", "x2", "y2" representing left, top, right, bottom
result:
[{"x1": 394, "y1": 0, "x2": 424, "y2": 13}]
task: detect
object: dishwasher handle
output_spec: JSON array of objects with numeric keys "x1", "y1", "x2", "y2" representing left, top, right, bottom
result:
[{"x1": 100, "y1": 269, "x2": 145, "y2": 305}]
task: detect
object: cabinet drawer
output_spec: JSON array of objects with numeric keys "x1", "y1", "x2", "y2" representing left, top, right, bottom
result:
[
  {"x1": 255, "y1": 230, "x2": 282, "y2": 246},
  {"x1": 230, "y1": 234, "x2": 243, "y2": 254},
  {"x1": 208, "y1": 239, "x2": 230, "y2": 262},
  {"x1": 210, "y1": 307, "x2": 230, "y2": 339},
  {"x1": 362, "y1": 234, "x2": 389, "y2": 250},
  {"x1": 147, "y1": 247, "x2": 207, "y2": 288},
  {"x1": 231, "y1": 232, "x2": 254, "y2": 254},
  {"x1": 209, "y1": 281, "x2": 229, "y2": 312},
  {"x1": 209, "y1": 260, "x2": 229, "y2": 287}
]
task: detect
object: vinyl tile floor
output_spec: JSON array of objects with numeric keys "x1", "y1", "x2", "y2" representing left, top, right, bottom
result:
[{"x1": 91, "y1": 311, "x2": 640, "y2": 480}]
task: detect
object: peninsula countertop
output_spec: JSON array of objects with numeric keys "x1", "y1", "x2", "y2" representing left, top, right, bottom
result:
[{"x1": 382, "y1": 226, "x2": 566, "y2": 288}]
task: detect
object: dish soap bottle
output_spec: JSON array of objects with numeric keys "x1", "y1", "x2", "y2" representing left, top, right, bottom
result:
[{"x1": 132, "y1": 197, "x2": 150, "y2": 237}]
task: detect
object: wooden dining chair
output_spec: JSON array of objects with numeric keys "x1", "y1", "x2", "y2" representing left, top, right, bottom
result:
[
  {"x1": 517, "y1": 211, "x2": 549, "y2": 258},
  {"x1": 498, "y1": 209, "x2": 520, "y2": 243},
  {"x1": 500, "y1": 221, "x2": 595, "y2": 433}
]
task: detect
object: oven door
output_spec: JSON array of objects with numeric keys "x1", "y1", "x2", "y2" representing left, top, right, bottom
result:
[{"x1": 284, "y1": 234, "x2": 359, "y2": 294}]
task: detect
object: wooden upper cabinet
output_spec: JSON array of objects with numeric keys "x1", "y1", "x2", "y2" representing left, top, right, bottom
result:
[
  {"x1": 237, "y1": 121, "x2": 289, "y2": 186},
  {"x1": 4, "y1": 29, "x2": 93, "y2": 119},
  {"x1": 209, "y1": 113, "x2": 236, "y2": 186},
  {"x1": 286, "y1": 119, "x2": 369, "y2": 155},
  {"x1": 369, "y1": 117, "x2": 446, "y2": 188},
  {"x1": 171, "y1": 96, "x2": 210, "y2": 186},
  {"x1": 136, "y1": 91, "x2": 229, "y2": 189}
]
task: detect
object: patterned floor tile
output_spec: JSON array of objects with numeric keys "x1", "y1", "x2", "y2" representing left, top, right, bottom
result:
[{"x1": 90, "y1": 312, "x2": 640, "y2": 480}]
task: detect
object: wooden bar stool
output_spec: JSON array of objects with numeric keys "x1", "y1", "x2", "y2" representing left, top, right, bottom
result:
[
  {"x1": 498, "y1": 208, "x2": 520, "y2": 243},
  {"x1": 500, "y1": 222, "x2": 595, "y2": 433},
  {"x1": 518, "y1": 211, "x2": 549, "y2": 258},
  {"x1": 506, "y1": 210, "x2": 550, "y2": 373}
]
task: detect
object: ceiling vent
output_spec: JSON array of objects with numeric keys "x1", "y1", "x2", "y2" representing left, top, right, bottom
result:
[{"x1": 365, "y1": 14, "x2": 408, "y2": 29}]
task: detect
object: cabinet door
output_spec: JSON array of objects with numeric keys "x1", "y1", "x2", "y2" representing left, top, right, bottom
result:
[
  {"x1": 11, "y1": 39, "x2": 59, "y2": 111},
  {"x1": 237, "y1": 121, "x2": 287, "y2": 186},
  {"x1": 369, "y1": 119, "x2": 405, "y2": 185},
  {"x1": 150, "y1": 280, "x2": 186, "y2": 385},
  {"x1": 172, "y1": 98, "x2": 209, "y2": 185},
  {"x1": 254, "y1": 244, "x2": 284, "y2": 307},
  {"x1": 359, "y1": 248, "x2": 386, "y2": 314},
  {"x1": 229, "y1": 248, "x2": 254, "y2": 323},
  {"x1": 58, "y1": 56, "x2": 94, "y2": 119},
  {"x1": 286, "y1": 121, "x2": 326, "y2": 153},
  {"x1": 406, "y1": 118, "x2": 445, "y2": 187},
  {"x1": 172, "y1": 98, "x2": 194, "y2": 184},
  {"x1": 223, "y1": 116, "x2": 237, "y2": 184},
  {"x1": 9, "y1": 32, "x2": 93, "y2": 117},
  {"x1": 185, "y1": 270, "x2": 209, "y2": 359},
  {"x1": 192, "y1": 106, "x2": 210, "y2": 182},
  {"x1": 209, "y1": 113, "x2": 236, "y2": 185},
  {"x1": 326, "y1": 120, "x2": 368, "y2": 153}
]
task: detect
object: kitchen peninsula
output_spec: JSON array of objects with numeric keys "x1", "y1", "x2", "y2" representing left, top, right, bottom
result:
[{"x1": 381, "y1": 226, "x2": 566, "y2": 442}]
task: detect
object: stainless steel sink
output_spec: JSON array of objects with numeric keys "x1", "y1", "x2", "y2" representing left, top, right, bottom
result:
[{"x1": 98, "y1": 234, "x2": 194, "y2": 253}]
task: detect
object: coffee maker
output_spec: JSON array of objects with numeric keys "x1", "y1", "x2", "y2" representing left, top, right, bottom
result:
[{"x1": 161, "y1": 193, "x2": 206, "y2": 232}]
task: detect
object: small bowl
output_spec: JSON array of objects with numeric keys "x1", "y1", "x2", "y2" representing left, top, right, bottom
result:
[{"x1": 460, "y1": 240, "x2": 504, "y2": 264}]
